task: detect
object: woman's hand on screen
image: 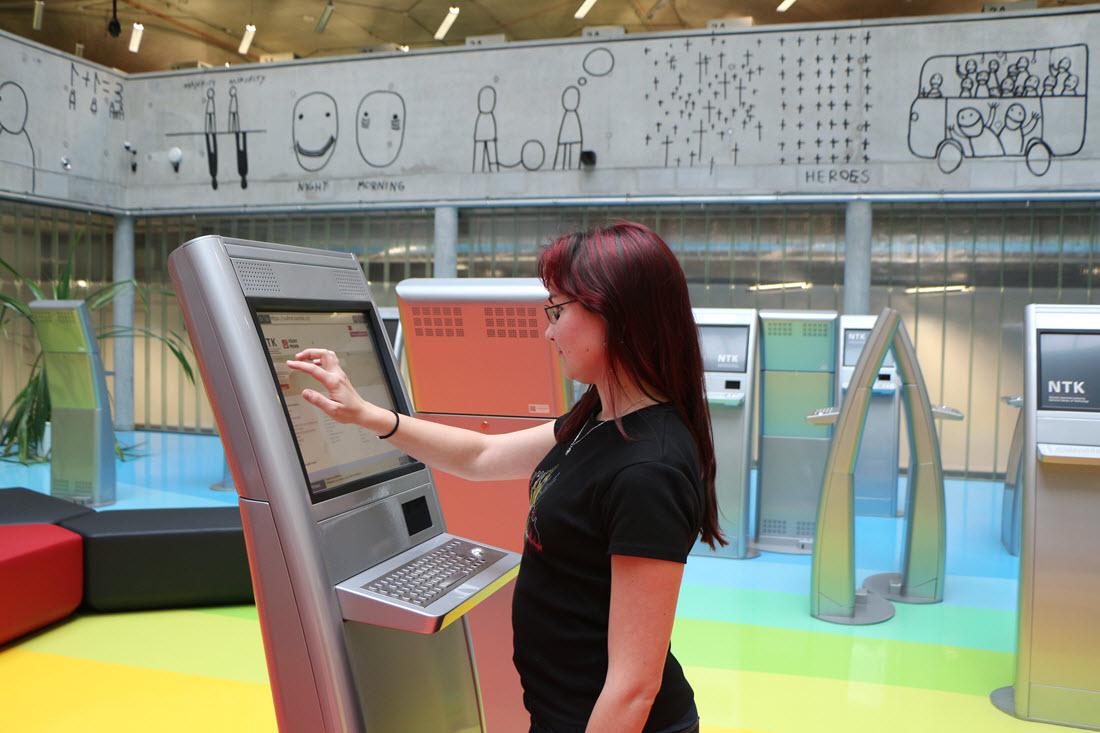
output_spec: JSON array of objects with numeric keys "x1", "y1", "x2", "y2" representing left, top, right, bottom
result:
[{"x1": 286, "y1": 348, "x2": 373, "y2": 425}]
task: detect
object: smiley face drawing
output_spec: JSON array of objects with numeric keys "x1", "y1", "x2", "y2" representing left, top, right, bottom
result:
[
  {"x1": 355, "y1": 91, "x2": 405, "y2": 168},
  {"x1": 292, "y1": 92, "x2": 338, "y2": 171}
]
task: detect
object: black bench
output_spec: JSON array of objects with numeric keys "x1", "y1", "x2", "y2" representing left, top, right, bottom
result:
[
  {"x1": 60, "y1": 507, "x2": 253, "y2": 611},
  {"x1": 0, "y1": 487, "x2": 93, "y2": 526}
]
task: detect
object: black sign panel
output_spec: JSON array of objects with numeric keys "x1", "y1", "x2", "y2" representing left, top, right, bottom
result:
[
  {"x1": 699, "y1": 325, "x2": 750, "y2": 373},
  {"x1": 1038, "y1": 332, "x2": 1100, "y2": 412},
  {"x1": 842, "y1": 329, "x2": 895, "y2": 368}
]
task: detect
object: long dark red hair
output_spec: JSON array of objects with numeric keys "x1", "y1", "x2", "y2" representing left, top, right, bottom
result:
[{"x1": 538, "y1": 221, "x2": 726, "y2": 549}]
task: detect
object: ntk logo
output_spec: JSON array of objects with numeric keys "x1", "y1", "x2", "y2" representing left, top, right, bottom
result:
[{"x1": 1048, "y1": 380, "x2": 1086, "y2": 395}]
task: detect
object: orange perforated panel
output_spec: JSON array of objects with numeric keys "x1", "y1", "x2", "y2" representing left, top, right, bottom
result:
[
  {"x1": 422, "y1": 413, "x2": 548, "y2": 733},
  {"x1": 398, "y1": 299, "x2": 567, "y2": 417}
]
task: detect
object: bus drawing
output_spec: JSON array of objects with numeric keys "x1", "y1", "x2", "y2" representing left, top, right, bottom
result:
[{"x1": 908, "y1": 45, "x2": 1087, "y2": 177}]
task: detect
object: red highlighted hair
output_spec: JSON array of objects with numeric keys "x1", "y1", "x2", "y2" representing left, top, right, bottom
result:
[{"x1": 538, "y1": 222, "x2": 726, "y2": 549}]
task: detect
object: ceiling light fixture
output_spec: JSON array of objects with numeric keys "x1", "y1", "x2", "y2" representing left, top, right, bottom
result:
[
  {"x1": 904, "y1": 284, "x2": 973, "y2": 295},
  {"x1": 748, "y1": 281, "x2": 813, "y2": 292},
  {"x1": 32, "y1": 1, "x2": 44, "y2": 31},
  {"x1": 129, "y1": 22, "x2": 144, "y2": 53},
  {"x1": 434, "y1": 6, "x2": 459, "y2": 41},
  {"x1": 74, "y1": 42, "x2": 84, "y2": 57},
  {"x1": 314, "y1": 1, "x2": 334, "y2": 33},
  {"x1": 776, "y1": 0, "x2": 797, "y2": 11},
  {"x1": 574, "y1": 0, "x2": 598, "y2": 19},
  {"x1": 239, "y1": 23, "x2": 256, "y2": 54}
]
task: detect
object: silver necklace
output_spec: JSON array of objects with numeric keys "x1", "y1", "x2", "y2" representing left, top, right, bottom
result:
[{"x1": 565, "y1": 415, "x2": 607, "y2": 455}]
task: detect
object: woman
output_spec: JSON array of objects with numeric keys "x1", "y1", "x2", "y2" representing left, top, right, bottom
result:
[{"x1": 287, "y1": 222, "x2": 724, "y2": 733}]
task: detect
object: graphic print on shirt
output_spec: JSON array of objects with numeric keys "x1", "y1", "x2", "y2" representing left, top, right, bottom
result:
[{"x1": 525, "y1": 466, "x2": 559, "y2": 553}]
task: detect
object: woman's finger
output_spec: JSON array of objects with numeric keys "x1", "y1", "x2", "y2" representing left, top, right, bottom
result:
[
  {"x1": 301, "y1": 388, "x2": 346, "y2": 416},
  {"x1": 286, "y1": 359, "x2": 340, "y2": 391}
]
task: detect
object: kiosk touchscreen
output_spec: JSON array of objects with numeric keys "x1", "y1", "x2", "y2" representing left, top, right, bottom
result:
[
  {"x1": 838, "y1": 317, "x2": 901, "y2": 517},
  {"x1": 992, "y1": 305, "x2": 1100, "y2": 730},
  {"x1": 691, "y1": 309, "x2": 759, "y2": 560},
  {"x1": 170, "y1": 236, "x2": 520, "y2": 733}
]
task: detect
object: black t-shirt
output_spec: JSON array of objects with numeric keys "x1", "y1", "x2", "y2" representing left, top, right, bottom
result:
[{"x1": 512, "y1": 402, "x2": 703, "y2": 733}]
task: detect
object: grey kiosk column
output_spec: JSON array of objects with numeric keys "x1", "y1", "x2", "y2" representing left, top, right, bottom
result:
[
  {"x1": 1000, "y1": 395, "x2": 1024, "y2": 556},
  {"x1": 30, "y1": 300, "x2": 116, "y2": 506},
  {"x1": 992, "y1": 304, "x2": 1100, "y2": 730},
  {"x1": 755, "y1": 310, "x2": 837, "y2": 554},
  {"x1": 837, "y1": 316, "x2": 902, "y2": 517},
  {"x1": 808, "y1": 308, "x2": 963, "y2": 624},
  {"x1": 691, "y1": 308, "x2": 759, "y2": 560},
  {"x1": 170, "y1": 236, "x2": 520, "y2": 733}
]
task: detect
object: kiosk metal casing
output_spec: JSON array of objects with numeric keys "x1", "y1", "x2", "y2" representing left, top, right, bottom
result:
[
  {"x1": 691, "y1": 308, "x2": 758, "y2": 560},
  {"x1": 837, "y1": 315, "x2": 901, "y2": 517},
  {"x1": 29, "y1": 300, "x2": 116, "y2": 506},
  {"x1": 992, "y1": 304, "x2": 1100, "y2": 730},
  {"x1": 169, "y1": 237, "x2": 519, "y2": 733},
  {"x1": 755, "y1": 310, "x2": 837, "y2": 554}
]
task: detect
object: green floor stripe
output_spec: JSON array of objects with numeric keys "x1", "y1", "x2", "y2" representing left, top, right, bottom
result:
[
  {"x1": 196, "y1": 605, "x2": 260, "y2": 621},
  {"x1": 17, "y1": 609, "x2": 268, "y2": 685},
  {"x1": 671, "y1": 617, "x2": 1014, "y2": 696},
  {"x1": 678, "y1": 584, "x2": 1017, "y2": 653}
]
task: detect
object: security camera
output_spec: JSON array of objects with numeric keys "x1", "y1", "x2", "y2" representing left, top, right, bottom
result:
[{"x1": 123, "y1": 141, "x2": 133, "y2": 151}]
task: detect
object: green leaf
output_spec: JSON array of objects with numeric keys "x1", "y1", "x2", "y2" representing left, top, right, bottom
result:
[
  {"x1": 54, "y1": 240, "x2": 78, "y2": 300},
  {"x1": 95, "y1": 325, "x2": 196, "y2": 385},
  {"x1": 85, "y1": 279, "x2": 137, "y2": 311},
  {"x1": 0, "y1": 253, "x2": 47, "y2": 301}
]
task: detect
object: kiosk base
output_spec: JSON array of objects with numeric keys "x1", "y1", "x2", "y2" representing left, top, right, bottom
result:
[
  {"x1": 813, "y1": 589, "x2": 895, "y2": 626},
  {"x1": 862, "y1": 571, "x2": 941, "y2": 605},
  {"x1": 990, "y1": 686, "x2": 1015, "y2": 717}
]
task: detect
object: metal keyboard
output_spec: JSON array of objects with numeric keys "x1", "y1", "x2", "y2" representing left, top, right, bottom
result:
[{"x1": 364, "y1": 538, "x2": 505, "y2": 608}]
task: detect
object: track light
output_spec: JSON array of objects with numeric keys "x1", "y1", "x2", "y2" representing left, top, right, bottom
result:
[
  {"x1": 32, "y1": 0, "x2": 44, "y2": 31},
  {"x1": 776, "y1": 0, "x2": 797, "y2": 11},
  {"x1": 239, "y1": 23, "x2": 256, "y2": 55},
  {"x1": 574, "y1": 0, "x2": 598, "y2": 19},
  {"x1": 434, "y1": 6, "x2": 459, "y2": 41},
  {"x1": 129, "y1": 22, "x2": 144, "y2": 53},
  {"x1": 904, "y1": 285, "x2": 972, "y2": 295},
  {"x1": 315, "y1": 1, "x2": 334, "y2": 33},
  {"x1": 748, "y1": 281, "x2": 813, "y2": 292},
  {"x1": 74, "y1": 42, "x2": 84, "y2": 57}
]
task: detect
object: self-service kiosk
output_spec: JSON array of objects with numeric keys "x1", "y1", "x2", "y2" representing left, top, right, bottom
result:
[
  {"x1": 992, "y1": 304, "x2": 1100, "y2": 731},
  {"x1": 837, "y1": 316, "x2": 901, "y2": 517},
  {"x1": 30, "y1": 300, "x2": 116, "y2": 506},
  {"x1": 691, "y1": 308, "x2": 758, "y2": 560},
  {"x1": 396, "y1": 278, "x2": 571, "y2": 733},
  {"x1": 755, "y1": 310, "x2": 837, "y2": 554},
  {"x1": 169, "y1": 237, "x2": 520, "y2": 733}
]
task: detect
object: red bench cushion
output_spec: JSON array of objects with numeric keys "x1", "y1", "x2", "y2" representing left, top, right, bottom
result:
[{"x1": 0, "y1": 524, "x2": 83, "y2": 645}]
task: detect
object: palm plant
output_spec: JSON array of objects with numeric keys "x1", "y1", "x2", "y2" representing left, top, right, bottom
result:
[{"x1": 0, "y1": 239, "x2": 193, "y2": 463}]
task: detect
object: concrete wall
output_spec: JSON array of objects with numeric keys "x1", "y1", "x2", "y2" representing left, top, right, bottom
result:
[
  {"x1": 2, "y1": 7, "x2": 1099, "y2": 213},
  {"x1": 0, "y1": 33, "x2": 128, "y2": 209}
]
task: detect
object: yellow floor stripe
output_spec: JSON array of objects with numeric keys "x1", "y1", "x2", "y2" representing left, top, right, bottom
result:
[
  {"x1": 0, "y1": 649, "x2": 276, "y2": 733},
  {"x1": 684, "y1": 666, "x2": 1064, "y2": 733}
]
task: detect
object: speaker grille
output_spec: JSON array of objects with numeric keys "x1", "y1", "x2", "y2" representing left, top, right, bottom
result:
[
  {"x1": 795, "y1": 520, "x2": 816, "y2": 537},
  {"x1": 233, "y1": 260, "x2": 279, "y2": 295},
  {"x1": 802, "y1": 322, "x2": 830, "y2": 338},
  {"x1": 334, "y1": 269, "x2": 367, "y2": 297},
  {"x1": 760, "y1": 518, "x2": 786, "y2": 536},
  {"x1": 484, "y1": 306, "x2": 540, "y2": 339},
  {"x1": 765, "y1": 321, "x2": 794, "y2": 337},
  {"x1": 411, "y1": 305, "x2": 465, "y2": 338}
]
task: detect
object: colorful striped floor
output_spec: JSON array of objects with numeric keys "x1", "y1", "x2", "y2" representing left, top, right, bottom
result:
[{"x1": 0, "y1": 433, "x2": 1060, "y2": 732}]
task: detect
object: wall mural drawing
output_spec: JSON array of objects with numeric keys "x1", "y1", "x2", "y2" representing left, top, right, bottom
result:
[
  {"x1": 167, "y1": 84, "x2": 265, "y2": 190},
  {"x1": 474, "y1": 47, "x2": 614, "y2": 174},
  {"x1": 642, "y1": 32, "x2": 875, "y2": 169},
  {"x1": 0, "y1": 80, "x2": 35, "y2": 193},
  {"x1": 908, "y1": 44, "x2": 1088, "y2": 176},
  {"x1": 553, "y1": 86, "x2": 583, "y2": 169},
  {"x1": 356, "y1": 90, "x2": 406, "y2": 168},
  {"x1": 292, "y1": 91, "x2": 338, "y2": 172}
]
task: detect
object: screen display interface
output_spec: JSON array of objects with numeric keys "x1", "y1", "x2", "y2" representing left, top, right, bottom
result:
[
  {"x1": 842, "y1": 329, "x2": 896, "y2": 368},
  {"x1": 1038, "y1": 332, "x2": 1100, "y2": 412},
  {"x1": 699, "y1": 325, "x2": 750, "y2": 373},
  {"x1": 257, "y1": 310, "x2": 415, "y2": 497}
]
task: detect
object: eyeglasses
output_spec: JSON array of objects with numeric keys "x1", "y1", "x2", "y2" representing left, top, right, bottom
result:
[{"x1": 543, "y1": 299, "x2": 577, "y2": 324}]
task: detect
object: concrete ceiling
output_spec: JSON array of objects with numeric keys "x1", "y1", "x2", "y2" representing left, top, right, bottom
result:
[{"x1": 0, "y1": 0, "x2": 1087, "y2": 73}]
